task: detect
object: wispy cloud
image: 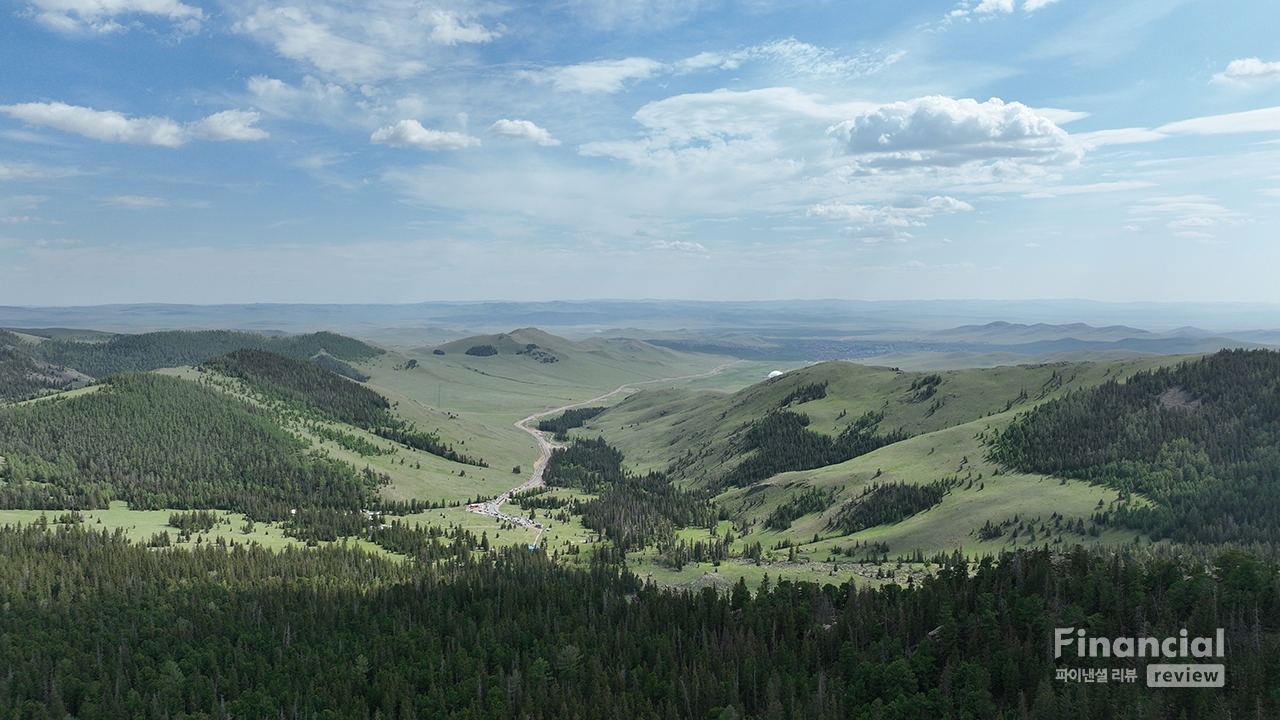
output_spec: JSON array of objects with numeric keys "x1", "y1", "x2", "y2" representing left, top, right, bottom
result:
[
  {"x1": 233, "y1": 3, "x2": 498, "y2": 85},
  {"x1": 24, "y1": 0, "x2": 203, "y2": 34},
  {"x1": 808, "y1": 196, "x2": 973, "y2": 242},
  {"x1": 0, "y1": 102, "x2": 267, "y2": 146},
  {"x1": 522, "y1": 39, "x2": 901, "y2": 94},
  {"x1": 104, "y1": 195, "x2": 169, "y2": 208},
  {"x1": 1157, "y1": 106, "x2": 1280, "y2": 135}
]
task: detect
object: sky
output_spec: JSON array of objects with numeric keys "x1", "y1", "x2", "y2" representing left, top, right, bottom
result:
[{"x1": 1, "y1": 0, "x2": 1279, "y2": 305}]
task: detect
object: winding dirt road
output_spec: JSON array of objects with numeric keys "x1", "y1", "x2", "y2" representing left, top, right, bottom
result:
[{"x1": 466, "y1": 361, "x2": 742, "y2": 544}]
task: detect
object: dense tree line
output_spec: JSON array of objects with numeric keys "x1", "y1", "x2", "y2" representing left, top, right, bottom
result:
[
  {"x1": 537, "y1": 406, "x2": 607, "y2": 439},
  {"x1": 724, "y1": 410, "x2": 908, "y2": 487},
  {"x1": 0, "y1": 373, "x2": 377, "y2": 518},
  {"x1": 989, "y1": 349, "x2": 1280, "y2": 544},
  {"x1": 779, "y1": 381, "x2": 828, "y2": 407},
  {"x1": 765, "y1": 486, "x2": 836, "y2": 531},
  {"x1": 205, "y1": 348, "x2": 392, "y2": 427},
  {"x1": 16, "y1": 330, "x2": 381, "y2": 379},
  {"x1": 544, "y1": 437, "x2": 719, "y2": 551},
  {"x1": 0, "y1": 523, "x2": 1275, "y2": 718},
  {"x1": 827, "y1": 480, "x2": 952, "y2": 536}
]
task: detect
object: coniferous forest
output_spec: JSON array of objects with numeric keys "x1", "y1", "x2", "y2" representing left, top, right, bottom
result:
[
  {"x1": 990, "y1": 349, "x2": 1280, "y2": 544},
  {"x1": 0, "y1": 524, "x2": 1275, "y2": 719},
  {"x1": 0, "y1": 373, "x2": 375, "y2": 517}
]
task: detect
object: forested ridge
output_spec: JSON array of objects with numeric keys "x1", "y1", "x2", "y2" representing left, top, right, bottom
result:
[
  {"x1": 6, "y1": 329, "x2": 382, "y2": 380},
  {"x1": 0, "y1": 338, "x2": 86, "y2": 401},
  {"x1": 0, "y1": 373, "x2": 377, "y2": 518},
  {"x1": 205, "y1": 348, "x2": 485, "y2": 467},
  {"x1": 0, "y1": 523, "x2": 1275, "y2": 719},
  {"x1": 989, "y1": 349, "x2": 1280, "y2": 544}
]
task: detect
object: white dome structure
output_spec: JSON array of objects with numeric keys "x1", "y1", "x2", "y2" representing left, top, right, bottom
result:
[{"x1": 767, "y1": 370, "x2": 784, "y2": 378}]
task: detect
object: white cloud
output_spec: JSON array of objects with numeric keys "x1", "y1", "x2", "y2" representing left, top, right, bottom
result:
[
  {"x1": 0, "y1": 216, "x2": 39, "y2": 223},
  {"x1": 1213, "y1": 58, "x2": 1280, "y2": 86},
  {"x1": 427, "y1": 10, "x2": 499, "y2": 45},
  {"x1": 949, "y1": 0, "x2": 1062, "y2": 20},
  {"x1": 104, "y1": 195, "x2": 168, "y2": 208},
  {"x1": 246, "y1": 75, "x2": 349, "y2": 120},
  {"x1": 828, "y1": 96, "x2": 1079, "y2": 168},
  {"x1": 526, "y1": 39, "x2": 899, "y2": 94},
  {"x1": 232, "y1": 2, "x2": 498, "y2": 84},
  {"x1": 0, "y1": 102, "x2": 268, "y2": 146},
  {"x1": 1024, "y1": 242, "x2": 1040, "y2": 247},
  {"x1": 522, "y1": 57, "x2": 665, "y2": 93},
  {"x1": 1260, "y1": 189, "x2": 1280, "y2": 198},
  {"x1": 1032, "y1": 107, "x2": 1090, "y2": 124},
  {"x1": 370, "y1": 119, "x2": 480, "y2": 150},
  {"x1": 0, "y1": 161, "x2": 77, "y2": 180},
  {"x1": 1021, "y1": 180, "x2": 1156, "y2": 198},
  {"x1": 1157, "y1": 106, "x2": 1280, "y2": 135},
  {"x1": 650, "y1": 240, "x2": 707, "y2": 253},
  {"x1": 974, "y1": 0, "x2": 1014, "y2": 14},
  {"x1": 26, "y1": 0, "x2": 203, "y2": 33},
  {"x1": 488, "y1": 119, "x2": 559, "y2": 146},
  {"x1": 735, "y1": 38, "x2": 904, "y2": 78},
  {"x1": 1072, "y1": 127, "x2": 1167, "y2": 146},
  {"x1": 188, "y1": 110, "x2": 270, "y2": 141},
  {"x1": 1130, "y1": 195, "x2": 1245, "y2": 236},
  {"x1": 236, "y1": 7, "x2": 426, "y2": 85},
  {"x1": 808, "y1": 195, "x2": 973, "y2": 242}
]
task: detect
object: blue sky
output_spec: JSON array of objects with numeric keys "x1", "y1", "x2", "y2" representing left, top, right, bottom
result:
[{"x1": 1, "y1": 0, "x2": 1279, "y2": 305}]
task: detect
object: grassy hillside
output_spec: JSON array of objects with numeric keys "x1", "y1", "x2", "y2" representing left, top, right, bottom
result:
[{"x1": 565, "y1": 355, "x2": 1190, "y2": 560}]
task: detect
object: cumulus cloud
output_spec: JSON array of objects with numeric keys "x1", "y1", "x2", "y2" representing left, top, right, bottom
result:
[
  {"x1": 828, "y1": 96, "x2": 1079, "y2": 169},
  {"x1": 808, "y1": 196, "x2": 973, "y2": 242},
  {"x1": 0, "y1": 102, "x2": 268, "y2": 146},
  {"x1": 1213, "y1": 58, "x2": 1280, "y2": 86},
  {"x1": 234, "y1": 4, "x2": 497, "y2": 84},
  {"x1": 370, "y1": 119, "x2": 480, "y2": 150},
  {"x1": 26, "y1": 0, "x2": 203, "y2": 33},
  {"x1": 488, "y1": 119, "x2": 559, "y2": 146}
]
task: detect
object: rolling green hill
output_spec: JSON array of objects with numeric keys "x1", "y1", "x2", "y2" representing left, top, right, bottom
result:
[{"x1": 569, "y1": 355, "x2": 1190, "y2": 561}]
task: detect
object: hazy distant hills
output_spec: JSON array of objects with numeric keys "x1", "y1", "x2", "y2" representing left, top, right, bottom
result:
[
  {"x1": 3, "y1": 301, "x2": 1279, "y2": 371},
  {"x1": 5, "y1": 298, "x2": 1280, "y2": 337}
]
